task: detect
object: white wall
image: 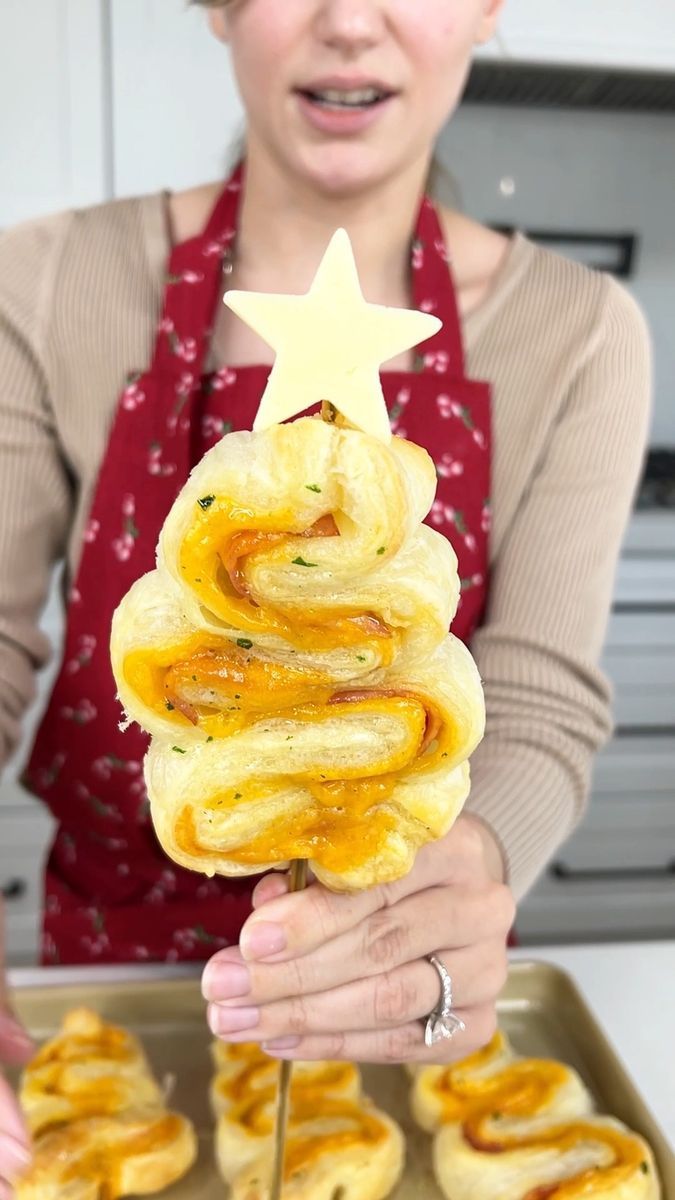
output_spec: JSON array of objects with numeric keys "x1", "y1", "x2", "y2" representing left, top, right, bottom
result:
[
  {"x1": 0, "y1": 0, "x2": 110, "y2": 226},
  {"x1": 110, "y1": 0, "x2": 243, "y2": 196},
  {"x1": 437, "y1": 106, "x2": 675, "y2": 444},
  {"x1": 493, "y1": 0, "x2": 675, "y2": 71}
]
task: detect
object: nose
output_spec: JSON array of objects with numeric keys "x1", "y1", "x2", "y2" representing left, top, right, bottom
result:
[{"x1": 314, "y1": 0, "x2": 386, "y2": 55}]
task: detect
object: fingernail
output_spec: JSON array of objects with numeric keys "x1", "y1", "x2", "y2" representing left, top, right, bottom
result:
[
  {"x1": 208, "y1": 1004, "x2": 259, "y2": 1037},
  {"x1": 252, "y1": 875, "x2": 289, "y2": 909},
  {"x1": 0, "y1": 1135, "x2": 32, "y2": 1182},
  {"x1": 262, "y1": 1037, "x2": 301, "y2": 1053},
  {"x1": 202, "y1": 961, "x2": 250, "y2": 1002},
  {"x1": 240, "y1": 921, "x2": 286, "y2": 961}
]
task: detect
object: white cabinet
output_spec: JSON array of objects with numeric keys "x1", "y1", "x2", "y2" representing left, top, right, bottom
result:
[
  {"x1": 519, "y1": 515, "x2": 675, "y2": 945},
  {"x1": 520, "y1": 740, "x2": 675, "y2": 943},
  {"x1": 110, "y1": 0, "x2": 243, "y2": 198},
  {"x1": 607, "y1": 519, "x2": 675, "y2": 726},
  {"x1": 621, "y1": 512, "x2": 675, "y2": 555},
  {"x1": 482, "y1": 0, "x2": 675, "y2": 72},
  {"x1": 1, "y1": 812, "x2": 55, "y2": 966},
  {"x1": 0, "y1": 573, "x2": 64, "y2": 813},
  {"x1": 517, "y1": 875, "x2": 675, "y2": 943},
  {"x1": 0, "y1": 0, "x2": 109, "y2": 226},
  {"x1": 1, "y1": 576, "x2": 63, "y2": 965},
  {"x1": 602, "y1": 636, "x2": 675, "y2": 728}
]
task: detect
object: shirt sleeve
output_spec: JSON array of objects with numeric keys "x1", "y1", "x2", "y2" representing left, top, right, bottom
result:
[
  {"x1": 0, "y1": 214, "x2": 75, "y2": 768},
  {"x1": 465, "y1": 277, "x2": 653, "y2": 900}
]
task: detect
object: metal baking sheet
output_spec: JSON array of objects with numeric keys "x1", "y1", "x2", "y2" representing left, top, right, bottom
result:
[{"x1": 10, "y1": 961, "x2": 675, "y2": 1198}]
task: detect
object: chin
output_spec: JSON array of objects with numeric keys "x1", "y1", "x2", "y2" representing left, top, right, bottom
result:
[{"x1": 293, "y1": 143, "x2": 406, "y2": 198}]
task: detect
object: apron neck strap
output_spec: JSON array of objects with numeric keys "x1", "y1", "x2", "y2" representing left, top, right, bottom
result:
[
  {"x1": 151, "y1": 163, "x2": 244, "y2": 378},
  {"x1": 410, "y1": 195, "x2": 466, "y2": 375},
  {"x1": 152, "y1": 162, "x2": 465, "y2": 379}
]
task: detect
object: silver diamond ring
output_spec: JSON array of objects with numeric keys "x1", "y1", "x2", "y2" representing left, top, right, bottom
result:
[{"x1": 424, "y1": 954, "x2": 466, "y2": 1047}]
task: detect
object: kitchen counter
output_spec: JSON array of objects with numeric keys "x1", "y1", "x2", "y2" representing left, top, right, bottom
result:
[{"x1": 10, "y1": 940, "x2": 675, "y2": 1148}]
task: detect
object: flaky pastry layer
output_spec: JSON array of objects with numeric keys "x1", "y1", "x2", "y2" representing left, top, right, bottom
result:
[
  {"x1": 111, "y1": 418, "x2": 484, "y2": 889},
  {"x1": 211, "y1": 1040, "x2": 404, "y2": 1200},
  {"x1": 412, "y1": 1031, "x2": 660, "y2": 1200}
]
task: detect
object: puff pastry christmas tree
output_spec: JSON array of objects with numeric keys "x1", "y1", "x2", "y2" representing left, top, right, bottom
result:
[
  {"x1": 111, "y1": 226, "x2": 485, "y2": 1200},
  {"x1": 111, "y1": 227, "x2": 485, "y2": 892}
]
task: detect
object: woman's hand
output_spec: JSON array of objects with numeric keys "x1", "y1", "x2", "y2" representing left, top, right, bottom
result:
[
  {"x1": 202, "y1": 816, "x2": 515, "y2": 1064},
  {"x1": 0, "y1": 906, "x2": 33, "y2": 1199}
]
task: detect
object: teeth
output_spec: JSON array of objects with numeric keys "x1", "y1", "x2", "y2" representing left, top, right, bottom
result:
[{"x1": 309, "y1": 86, "x2": 385, "y2": 108}]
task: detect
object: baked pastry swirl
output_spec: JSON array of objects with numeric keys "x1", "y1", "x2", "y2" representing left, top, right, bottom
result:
[
  {"x1": 412, "y1": 1030, "x2": 660, "y2": 1200},
  {"x1": 16, "y1": 1008, "x2": 197, "y2": 1200},
  {"x1": 211, "y1": 1039, "x2": 404, "y2": 1200},
  {"x1": 111, "y1": 417, "x2": 484, "y2": 890},
  {"x1": 15, "y1": 1111, "x2": 197, "y2": 1200},
  {"x1": 19, "y1": 1008, "x2": 162, "y2": 1137}
]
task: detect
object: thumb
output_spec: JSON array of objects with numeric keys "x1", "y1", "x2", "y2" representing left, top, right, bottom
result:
[
  {"x1": 0, "y1": 1073, "x2": 32, "y2": 1183},
  {"x1": 0, "y1": 1008, "x2": 33, "y2": 1068},
  {"x1": 0, "y1": 903, "x2": 33, "y2": 1067}
]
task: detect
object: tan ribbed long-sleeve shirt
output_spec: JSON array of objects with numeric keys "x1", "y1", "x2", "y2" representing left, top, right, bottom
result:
[{"x1": 0, "y1": 195, "x2": 652, "y2": 899}]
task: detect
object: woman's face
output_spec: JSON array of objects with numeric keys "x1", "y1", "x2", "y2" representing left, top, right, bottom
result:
[{"x1": 209, "y1": 0, "x2": 503, "y2": 195}]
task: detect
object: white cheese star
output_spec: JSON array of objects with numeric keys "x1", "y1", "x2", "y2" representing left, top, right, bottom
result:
[{"x1": 224, "y1": 228, "x2": 442, "y2": 442}]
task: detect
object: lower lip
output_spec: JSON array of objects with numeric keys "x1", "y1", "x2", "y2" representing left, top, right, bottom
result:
[{"x1": 295, "y1": 92, "x2": 394, "y2": 136}]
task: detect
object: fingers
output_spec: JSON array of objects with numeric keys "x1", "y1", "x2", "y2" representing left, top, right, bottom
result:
[
  {"x1": 240, "y1": 818, "x2": 491, "y2": 964},
  {"x1": 204, "y1": 882, "x2": 513, "y2": 1008},
  {"x1": 0, "y1": 1012, "x2": 34, "y2": 1069},
  {"x1": 259, "y1": 1003, "x2": 499, "y2": 1066},
  {"x1": 241, "y1": 879, "x2": 383, "y2": 963},
  {"x1": 251, "y1": 873, "x2": 290, "y2": 910},
  {"x1": 204, "y1": 821, "x2": 513, "y2": 1069},
  {"x1": 0, "y1": 1069, "x2": 30, "y2": 1148},
  {"x1": 0, "y1": 903, "x2": 33, "y2": 1195},
  {"x1": 0, "y1": 903, "x2": 34, "y2": 1068},
  {"x1": 207, "y1": 938, "x2": 508, "y2": 1046},
  {"x1": 0, "y1": 1075, "x2": 31, "y2": 1195}
]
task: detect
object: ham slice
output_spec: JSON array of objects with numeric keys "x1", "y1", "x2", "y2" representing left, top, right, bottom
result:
[
  {"x1": 222, "y1": 515, "x2": 339, "y2": 597},
  {"x1": 329, "y1": 689, "x2": 442, "y2": 755}
]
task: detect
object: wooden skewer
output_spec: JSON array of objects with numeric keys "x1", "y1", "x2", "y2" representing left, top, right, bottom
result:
[
  {"x1": 268, "y1": 858, "x2": 309, "y2": 1200},
  {"x1": 269, "y1": 399, "x2": 337, "y2": 1200}
]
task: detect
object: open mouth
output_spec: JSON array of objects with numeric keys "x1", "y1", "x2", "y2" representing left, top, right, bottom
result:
[{"x1": 298, "y1": 85, "x2": 394, "y2": 111}]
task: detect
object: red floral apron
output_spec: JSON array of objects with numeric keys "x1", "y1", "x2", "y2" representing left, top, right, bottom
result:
[{"x1": 23, "y1": 166, "x2": 491, "y2": 965}]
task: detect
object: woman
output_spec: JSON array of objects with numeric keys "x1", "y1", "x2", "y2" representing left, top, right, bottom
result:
[{"x1": 0, "y1": 0, "x2": 651, "y2": 1185}]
